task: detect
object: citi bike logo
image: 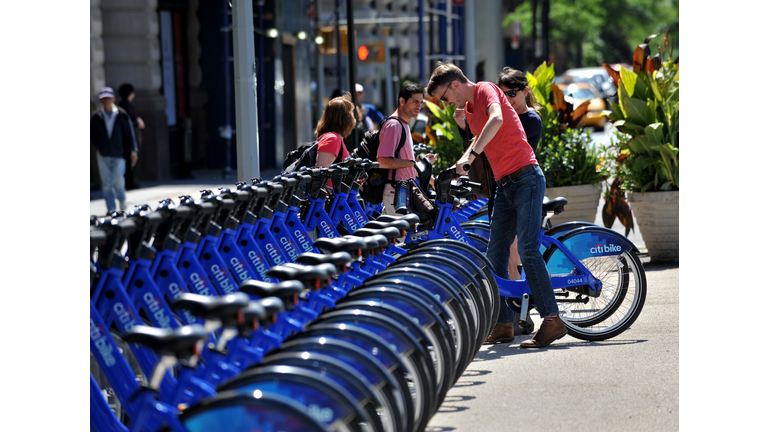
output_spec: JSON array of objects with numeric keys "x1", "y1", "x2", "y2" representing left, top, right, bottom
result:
[
  {"x1": 113, "y1": 302, "x2": 136, "y2": 331},
  {"x1": 90, "y1": 319, "x2": 116, "y2": 367},
  {"x1": 449, "y1": 225, "x2": 469, "y2": 243},
  {"x1": 344, "y1": 213, "x2": 359, "y2": 231},
  {"x1": 264, "y1": 243, "x2": 285, "y2": 265},
  {"x1": 319, "y1": 220, "x2": 336, "y2": 238},
  {"x1": 354, "y1": 210, "x2": 365, "y2": 226},
  {"x1": 211, "y1": 264, "x2": 236, "y2": 294},
  {"x1": 280, "y1": 236, "x2": 298, "y2": 260},
  {"x1": 143, "y1": 293, "x2": 172, "y2": 329},
  {"x1": 294, "y1": 230, "x2": 312, "y2": 252},
  {"x1": 590, "y1": 243, "x2": 622, "y2": 254},
  {"x1": 229, "y1": 257, "x2": 251, "y2": 282},
  {"x1": 189, "y1": 272, "x2": 213, "y2": 296},
  {"x1": 247, "y1": 250, "x2": 272, "y2": 281}
]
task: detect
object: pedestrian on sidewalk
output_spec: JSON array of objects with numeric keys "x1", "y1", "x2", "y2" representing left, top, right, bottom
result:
[
  {"x1": 117, "y1": 83, "x2": 145, "y2": 190},
  {"x1": 91, "y1": 87, "x2": 138, "y2": 213},
  {"x1": 427, "y1": 63, "x2": 566, "y2": 348}
]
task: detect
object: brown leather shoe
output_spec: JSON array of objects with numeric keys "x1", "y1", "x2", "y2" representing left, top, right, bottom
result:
[
  {"x1": 483, "y1": 323, "x2": 515, "y2": 344},
  {"x1": 519, "y1": 316, "x2": 567, "y2": 348}
]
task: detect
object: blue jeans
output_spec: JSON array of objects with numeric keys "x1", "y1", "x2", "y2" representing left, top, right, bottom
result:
[
  {"x1": 486, "y1": 165, "x2": 559, "y2": 323},
  {"x1": 96, "y1": 153, "x2": 127, "y2": 212}
]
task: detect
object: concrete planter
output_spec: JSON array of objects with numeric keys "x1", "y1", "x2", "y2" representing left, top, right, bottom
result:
[
  {"x1": 627, "y1": 190, "x2": 679, "y2": 262},
  {"x1": 545, "y1": 183, "x2": 601, "y2": 226}
]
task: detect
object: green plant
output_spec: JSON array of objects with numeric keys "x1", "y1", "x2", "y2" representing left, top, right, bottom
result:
[
  {"x1": 528, "y1": 61, "x2": 599, "y2": 188},
  {"x1": 603, "y1": 33, "x2": 679, "y2": 192},
  {"x1": 538, "y1": 128, "x2": 602, "y2": 187},
  {"x1": 424, "y1": 99, "x2": 465, "y2": 172}
]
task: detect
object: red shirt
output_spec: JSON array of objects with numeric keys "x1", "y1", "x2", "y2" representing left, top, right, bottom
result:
[
  {"x1": 465, "y1": 82, "x2": 537, "y2": 180},
  {"x1": 378, "y1": 114, "x2": 416, "y2": 181},
  {"x1": 316, "y1": 132, "x2": 349, "y2": 162},
  {"x1": 316, "y1": 132, "x2": 349, "y2": 189}
]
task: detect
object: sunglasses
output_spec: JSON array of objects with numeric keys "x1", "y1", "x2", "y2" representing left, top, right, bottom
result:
[
  {"x1": 503, "y1": 88, "x2": 524, "y2": 98},
  {"x1": 438, "y1": 83, "x2": 452, "y2": 103}
]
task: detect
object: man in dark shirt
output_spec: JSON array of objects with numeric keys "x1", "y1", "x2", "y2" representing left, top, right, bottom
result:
[{"x1": 91, "y1": 87, "x2": 138, "y2": 213}]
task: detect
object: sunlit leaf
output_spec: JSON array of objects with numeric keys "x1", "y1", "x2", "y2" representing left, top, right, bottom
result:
[
  {"x1": 644, "y1": 122, "x2": 665, "y2": 145},
  {"x1": 620, "y1": 66, "x2": 637, "y2": 97}
]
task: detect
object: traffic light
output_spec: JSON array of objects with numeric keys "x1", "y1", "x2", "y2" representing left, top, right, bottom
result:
[{"x1": 357, "y1": 42, "x2": 385, "y2": 62}]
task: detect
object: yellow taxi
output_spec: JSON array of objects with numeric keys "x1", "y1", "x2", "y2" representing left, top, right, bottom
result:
[{"x1": 556, "y1": 83, "x2": 607, "y2": 131}]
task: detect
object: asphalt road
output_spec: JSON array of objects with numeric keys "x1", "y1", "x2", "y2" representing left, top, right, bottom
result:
[{"x1": 426, "y1": 262, "x2": 679, "y2": 432}]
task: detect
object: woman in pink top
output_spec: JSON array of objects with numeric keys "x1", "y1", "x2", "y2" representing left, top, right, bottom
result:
[{"x1": 315, "y1": 93, "x2": 355, "y2": 168}]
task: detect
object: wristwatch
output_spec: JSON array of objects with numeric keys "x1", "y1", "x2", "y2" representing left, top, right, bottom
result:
[
  {"x1": 410, "y1": 159, "x2": 417, "y2": 167},
  {"x1": 469, "y1": 149, "x2": 480, "y2": 158}
]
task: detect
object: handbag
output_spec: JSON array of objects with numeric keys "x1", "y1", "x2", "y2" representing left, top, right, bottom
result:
[{"x1": 462, "y1": 138, "x2": 495, "y2": 199}]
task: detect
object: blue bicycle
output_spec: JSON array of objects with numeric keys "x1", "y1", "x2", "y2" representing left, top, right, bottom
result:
[{"x1": 388, "y1": 164, "x2": 647, "y2": 341}]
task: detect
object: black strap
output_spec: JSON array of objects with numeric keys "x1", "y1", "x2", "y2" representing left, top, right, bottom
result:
[{"x1": 379, "y1": 116, "x2": 408, "y2": 182}]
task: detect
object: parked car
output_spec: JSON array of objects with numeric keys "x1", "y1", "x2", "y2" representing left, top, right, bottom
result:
[
  {"x1": 556, "y1": 83, "x2": 607, "y2": 131},
  {"x1": 560, "y1": 66, "x2": 617, "y2": 101}
]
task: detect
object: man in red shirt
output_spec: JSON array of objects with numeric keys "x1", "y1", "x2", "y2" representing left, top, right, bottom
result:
[
  {"x1": 377, "y1": 82, "x2": 435, "y2": 215},
  {"x1": 427, "y1": 63, "x2": 566, "y2": 348}
]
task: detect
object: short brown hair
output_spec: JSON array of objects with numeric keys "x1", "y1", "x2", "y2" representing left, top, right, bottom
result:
[
  {"x1": 315, "y1": 92, "x2": 356, "y2": 138},
  {"x1": 427, "y1": 63, "x2": 468, "y2": 97}
]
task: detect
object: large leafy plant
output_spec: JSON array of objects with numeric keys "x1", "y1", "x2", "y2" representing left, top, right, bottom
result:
[
  {"x1": 603, "y1": 33, "x2": 679, "y2": 192},
  {"x1": 528, "y1": 61, "x2": 600, "y2": 188},
  {"x1": 424, "y1": 98, "x2": 465, "y2": 172}
]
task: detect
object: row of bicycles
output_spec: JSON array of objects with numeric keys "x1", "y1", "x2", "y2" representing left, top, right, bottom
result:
[{"x1": 91, "y1": 152, "x2": 647, "y2": 432}]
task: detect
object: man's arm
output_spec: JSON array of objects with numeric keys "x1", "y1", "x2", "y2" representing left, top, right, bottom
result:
[{"x1": 456, "y1": 103, "x2": 503, "y2": 175}]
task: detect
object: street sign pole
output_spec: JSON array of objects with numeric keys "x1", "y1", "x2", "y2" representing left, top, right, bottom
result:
[{"x1": 232, "y1": 0, "x2": 260, "y2": 181}]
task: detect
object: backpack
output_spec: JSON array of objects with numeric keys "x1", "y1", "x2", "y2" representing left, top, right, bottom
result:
[
  {"x1": 351, "y1": 116, "x2": 407, "y2": 204},
  {"x1": 283, "y1": 133, "x2": 344, "y2": 173}
]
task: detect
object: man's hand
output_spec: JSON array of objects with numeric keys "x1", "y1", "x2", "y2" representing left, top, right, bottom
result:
[
  {"x1": 424, "y1": 153, "x2": 437, "y2": 163},
  {"x1": 456, "y1": 155, "x2": 471, "y2": 175},
  {"x1": 137, "y1": 117, "x2": 146, "y2": 129},
  {"x1": 453, "y1": 108, "x2": 466, "y2": 130},
  {"x1": 131, "y1": 151, "x2": 138, "y2": 167}
]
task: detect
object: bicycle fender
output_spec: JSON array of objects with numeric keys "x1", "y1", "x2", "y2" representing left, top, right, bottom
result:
[{"x1": 550, "y1": 225, "x2": 640, "y2": 254}]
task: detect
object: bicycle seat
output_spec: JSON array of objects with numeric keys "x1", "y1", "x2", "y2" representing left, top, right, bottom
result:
[
  {"x1": 374, "y1": 213, "x2": 421, "y2": 229},
  {"x1": 295, "y1": 251, "x2": 354, "y2": 272},
  {"x1": 266, "y1": 264, "x2": 332, "y2": 292},
  {"x1": 363, "y1": 219, "x2": 411, "y2": 235},
  {"x1": 239, "y1": 280, "x2": 306, "y2": 305},
  {"x1": 542, "y1": 196, "x2": 568, "y2": 214},
  {"x1": 122, "y1": 324, "x2": 207, "y2": 359},
  {"x1": 236, "y1": 301, "x2": 267, "y2": 334},
  {"x1": 352, "y1": 234, "x2": 388, "y2": 257},
  {"x1": 313, "y1": 237, "x2": 366, "y2": 256},
  {"x1": 258, "y1": 297, "x2": 286, "y2": 324},
  {"x1": 172, "y1": 292, "x2": 251, "y2": 322},
  {"x1": 351, "y1": 227, "x2": 401, "y2": 246}
]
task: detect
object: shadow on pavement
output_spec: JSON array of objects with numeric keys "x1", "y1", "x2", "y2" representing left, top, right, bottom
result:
[{"x1": 475, "y1": 338, "x2": 649, "y2": 361}]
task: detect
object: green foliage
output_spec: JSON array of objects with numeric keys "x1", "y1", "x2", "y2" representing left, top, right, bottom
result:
[
  {"x1": 604, "y1": 53, "x2": 679, "y2": 192},
  {"x1": 502, "y1": 0, "x2": 679, "y2": 69},
  {"x1": 538, "y1": 126, "x2": 602, "y2": 188},
  {"x1": 529, "y1": 61, "x2": 601, "y2": 187},
  {"x1": 424, "y1": 100, "x2": 465, "y2": 172}
]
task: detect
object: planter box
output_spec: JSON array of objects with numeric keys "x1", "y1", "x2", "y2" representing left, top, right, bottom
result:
[
  {"x1": 628, "y1": 190, "x2": 679, "y2": 263},
  {"x1": 545, "y1": 183, "x2": 601, "y2": 226}
]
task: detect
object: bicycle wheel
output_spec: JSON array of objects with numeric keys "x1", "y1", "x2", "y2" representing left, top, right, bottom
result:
[
  {"x1": 542, "y1": 227, "x2": 647, "y2": 341},
  {"x1": 180, "y1": 391, "x2": 328, "y2": 432}
]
